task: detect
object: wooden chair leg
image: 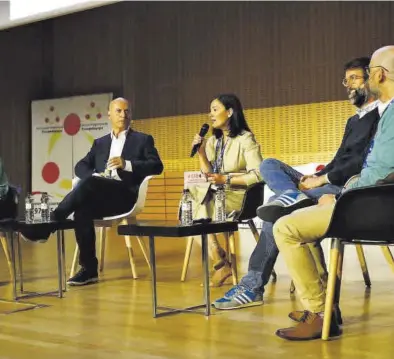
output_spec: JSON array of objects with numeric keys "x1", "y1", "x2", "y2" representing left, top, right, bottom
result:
[
  {"x1": 181, "y1": 236, "x2": 194, "y2": 281},
  {"x1": 1, "y1": 235, "x2": 14, "y2": 281},
  {"x1": 70, "y1": 245, "x2": 79, "y2": 278},
  {"x1": 98, "y1": 227, "x2": 106, "y2": 273},
  {"x1": 355, "y1": 244, "x2": 371, "y2": 287},
  {"x1": 381, "y1": 246, "x2": 394, "y2": 273},
  {"x1": 289, "y1": 280, "x2": 295, "y2": 294},
  {"x1": 322, "y1": 238, "x2": 343, "y2": 340},
  {"x1": 136, "y1": 236, "x2": 151, "y2": 270},
  {"x1": 124, "y1": 234, "x2": 138, "y2": 279},
  {"x1": 228, "y1": 231, "x2": 238, "y2": 285}
]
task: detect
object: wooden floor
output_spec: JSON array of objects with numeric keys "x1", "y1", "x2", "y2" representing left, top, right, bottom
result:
[{"x1": 1, "y1": 228, "x2": 394, "y2": 359}]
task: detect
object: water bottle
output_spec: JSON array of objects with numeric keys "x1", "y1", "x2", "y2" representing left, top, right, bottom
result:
[
  {"x1": 180, "y1": 189, "x2": 193, "y2": 226},
  {"x1": 215, "y1": 185, "x2": 226, "y2": 222},
  {"x1": 40, "y1": 192, "x2": 50, "y2": 222},
  {"x1": 25, "y1": 193, "x2": 34, "y2": 223}
]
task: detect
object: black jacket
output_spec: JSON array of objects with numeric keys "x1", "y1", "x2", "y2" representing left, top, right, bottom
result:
[
  {"x1": 316, "y1": 108, "x2": 380, "y2": 186},
  {"x1": 75, "y1": 130, "x2": 164, "y2": 189}
]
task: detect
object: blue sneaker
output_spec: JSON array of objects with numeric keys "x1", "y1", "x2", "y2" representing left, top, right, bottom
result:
[
  {"x1": 212, "y1": 285, "x2": 263, "y2": 310},
  {"x1": 256, "y1": 190, "x2": 314, "y2": 223}
]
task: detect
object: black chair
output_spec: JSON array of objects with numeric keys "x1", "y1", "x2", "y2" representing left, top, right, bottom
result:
[
  {"x1": 0, "y1": 186, "x2": 19, "y2": 281},
  {"x1": 181, "y1": 182, "x2": 265, "y2": 284},
  {"x1": 322, "y1": 183, "x2": 394, "y2": 340}
]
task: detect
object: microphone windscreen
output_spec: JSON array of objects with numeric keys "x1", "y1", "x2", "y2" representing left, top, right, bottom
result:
[{"x1": 199, "y1": 123, "x2": 209, "y2": 137}]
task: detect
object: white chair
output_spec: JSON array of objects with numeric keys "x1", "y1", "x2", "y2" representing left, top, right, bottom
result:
[{"x1": 69, "y1": 176, "x2": 153, "y2": 279}]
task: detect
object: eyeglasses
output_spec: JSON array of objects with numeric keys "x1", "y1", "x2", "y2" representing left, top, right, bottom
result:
[
  {"x1": 342, "y1": 75, "x2": 365, "y2": 87},
  {"x1": 366, "y1": 65, "x2": 389, "y2": 76}
]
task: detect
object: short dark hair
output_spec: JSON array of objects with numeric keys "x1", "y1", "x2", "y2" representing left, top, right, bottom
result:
[
  {"x1": 211, "y1": 94, "x2": 251, "y2": 139},
  {"x1": 344, "y1": 57, "x2": 371, "y2": 79}
]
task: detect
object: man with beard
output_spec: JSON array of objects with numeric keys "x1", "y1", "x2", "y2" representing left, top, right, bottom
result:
[
  {"x1": 273, "y1": 45, "x2": 394, "y2": 340},
  {"x1": 213, "y1": 57, "x2": 380, "y2": 310}
]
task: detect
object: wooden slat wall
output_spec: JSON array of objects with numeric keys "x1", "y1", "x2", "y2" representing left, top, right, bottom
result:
[{"x1": 137, "y1": 172, "x2": 183, "y2": 221}]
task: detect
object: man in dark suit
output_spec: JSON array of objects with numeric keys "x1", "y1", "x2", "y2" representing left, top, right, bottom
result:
[{"x1": 52, "y1": 97, "x2": 163, "y2": 286}]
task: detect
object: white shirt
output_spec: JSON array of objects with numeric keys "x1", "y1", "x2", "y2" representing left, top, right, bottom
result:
[
  {"x1": 378, "y1": 97, "x2": 394, "y2": 117},
  {"x1": 108, "y1": 129, "x2": 132, "y2": 180}
]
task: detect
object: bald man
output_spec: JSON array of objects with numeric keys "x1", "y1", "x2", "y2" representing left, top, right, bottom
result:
[
  {"x1": 273, "y1": 45, "x2": 394, "y2": 341},
  {"x1": 52, "y1": 98, "x2": 163, "y2": 286}
]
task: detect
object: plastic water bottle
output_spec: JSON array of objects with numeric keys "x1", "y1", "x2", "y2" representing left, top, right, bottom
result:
[
  {"x1": 40, "y1": 192, "x2": 50, "y2": 222},
  {"x1": 25, "y1": 193, "x2": 34, "y2": 223},
  {"x1": 215, "y1": 185, "x2": 226, "y2": 222},
  {"x1": 180, "y1": 189, "x2": 193, "y2": 226}
]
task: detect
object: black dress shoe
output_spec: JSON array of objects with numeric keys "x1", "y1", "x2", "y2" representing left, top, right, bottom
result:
[{"x1": 67, "y1": 268, "x2": 99, "y2": 286}]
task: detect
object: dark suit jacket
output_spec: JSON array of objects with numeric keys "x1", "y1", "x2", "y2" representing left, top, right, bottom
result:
[
  {"x1": 315, "y1": 108, "x2": 380, "y2": 186},
  {"x1": 75, "y1": 130, "x2": 164, "y2": 189}
]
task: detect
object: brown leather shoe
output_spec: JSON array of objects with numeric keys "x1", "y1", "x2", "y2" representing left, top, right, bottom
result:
[
  {"x1": 276, "y1": 311, "x2": 342, "y2": 341},
  {"x1": 289, "y1": 306, "x2": 343, "y2": 325}
]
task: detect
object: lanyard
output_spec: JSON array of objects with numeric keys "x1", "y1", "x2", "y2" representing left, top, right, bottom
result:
[{"x1": 213, "y1": 137, "x2": 229, "y2": 174}]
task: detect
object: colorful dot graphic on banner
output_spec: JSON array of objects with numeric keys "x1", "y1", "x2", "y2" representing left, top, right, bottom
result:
[
  {"x1": 39, "y1": 98, "x2": 108, "y2": 190},
  {"x1": 64, "y1": 113, "x2": 81, "y2": 136},
  {"x1": 42, "y1": 162, "x2": 60, "y2": 184}
]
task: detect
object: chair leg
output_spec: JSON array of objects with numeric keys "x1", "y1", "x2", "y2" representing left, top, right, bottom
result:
[
  {"x1": 98, "y1": 227, "x2": 106, "y2": 273},
  {"x1": 247, "y1": 219, "x2": 260, "y2": 242},
  {"x1": 136, "y1": 236, "x2": 151, "y2": 270},
  {"x1": 322, "y1": 238, "x2": 343, "y2": 340},
  {"x1": 1, "y1": 235, "x2": 14, "y2": 281},
  {"x1": 381, "y1": 246, "x2": 394, "y2": 273},
  {"x1": 228, "y1": 231, "x2": 238, "y2": 285},
  {"x1": 124, "y1": 234, "x2": 138, "y2": 279},
  {"x1": 333, "y1": 242, "x2": 345, "y2": 325},
  {"x1": 70, "y1": 245, "x2": 79, "y2": 278},
  {"x1": 355, "y1": 244, "x2": 371, "y2": 287},
  {"x1": 289, "y1": 280, "x2": 295, "y2": 294},
  {"x1": 181, "y1": 236, "x2": 194, "y2": 281}
]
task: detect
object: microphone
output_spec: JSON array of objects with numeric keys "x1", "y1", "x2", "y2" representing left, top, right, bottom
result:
[{"x1": 190, "y1": 123, "x2": 209, "y2": 157}]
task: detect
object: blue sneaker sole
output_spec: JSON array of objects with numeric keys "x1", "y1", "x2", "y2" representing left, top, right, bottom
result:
[{"x1": 212, "y1": 300, "x2": 263, "y2": 310}]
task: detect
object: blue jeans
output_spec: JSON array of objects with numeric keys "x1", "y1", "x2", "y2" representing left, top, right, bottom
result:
[{"x1": 239, "y1": 159, "x2": 342, "y2": 295}]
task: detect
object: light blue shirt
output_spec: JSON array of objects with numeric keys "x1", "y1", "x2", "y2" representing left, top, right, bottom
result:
[{"x1": 347, "y1": 99, "x2": 394, "y2": 190}]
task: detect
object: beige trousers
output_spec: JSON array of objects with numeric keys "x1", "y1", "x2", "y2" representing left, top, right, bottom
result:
[{"x1": 273, "y1": 203, "x2": 335, "y2": 312}]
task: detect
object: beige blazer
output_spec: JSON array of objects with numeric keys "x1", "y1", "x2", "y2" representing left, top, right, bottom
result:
[{"x1": 188, "y1": 131, "x2": 263, "y2": 212}]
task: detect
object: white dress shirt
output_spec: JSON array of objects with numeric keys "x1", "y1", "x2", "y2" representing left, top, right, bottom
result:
[
  {"x1": 378, "y1": 97, "x2": 394, "y2": 117},
  {"x1": 107, "y1": 129, "x2": 132, "y2": 180}
]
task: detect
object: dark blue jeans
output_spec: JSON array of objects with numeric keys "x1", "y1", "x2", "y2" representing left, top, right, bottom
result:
[{"x1": 239, "y1": 159, "x2": 342, "y2": 294}]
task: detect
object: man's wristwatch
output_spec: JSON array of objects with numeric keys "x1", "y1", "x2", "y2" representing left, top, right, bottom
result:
[{"x1": 226, "y1": 174, "x2": 232, "y2": 186}]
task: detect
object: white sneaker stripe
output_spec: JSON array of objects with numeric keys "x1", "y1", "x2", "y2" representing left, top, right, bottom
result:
[
  {"x1": 240, "y1": 293, "x2": 253, "y2": 303},
  {"x1": 280, "y1": 194, "x2": 297, "y2": 203},
  {"x1": 234, "y1": 296, "x2": 247, "y2": 305},
  {"x1": 275, "y1": 197, "x2": 293, "y2": 206}
]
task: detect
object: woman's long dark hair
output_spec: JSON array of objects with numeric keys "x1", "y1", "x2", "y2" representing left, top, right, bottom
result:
[{"x1": 211, "y1": 94, "x2": 251, "y2": 139}]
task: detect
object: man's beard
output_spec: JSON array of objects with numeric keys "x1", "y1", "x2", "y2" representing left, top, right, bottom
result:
[{"x1": 348, "y1": 88, "x2": 368, "y2": 108}]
